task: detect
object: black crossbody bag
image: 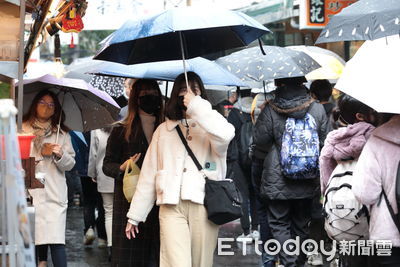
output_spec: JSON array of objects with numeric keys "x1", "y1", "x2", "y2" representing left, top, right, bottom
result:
[{"x1": 176, "y1": 126, "x2": 242, "y2": 225}]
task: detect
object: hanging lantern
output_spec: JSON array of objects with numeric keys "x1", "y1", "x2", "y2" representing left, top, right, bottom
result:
[{"x1": 61, "y1": 6, "x2": 84, "y2": 33}]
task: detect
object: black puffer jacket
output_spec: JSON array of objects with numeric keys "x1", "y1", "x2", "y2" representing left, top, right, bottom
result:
[{"x1": 254, "y1": 86, "x2": 328, "y2": 200}]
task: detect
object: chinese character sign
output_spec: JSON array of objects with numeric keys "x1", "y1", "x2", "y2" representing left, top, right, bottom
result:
[
  {"x1": 310, "y1": 0, "x2": 325, "y2": 24},
  {"x1": 300, "y1": 0, "x2": 358, "y2": 29}
]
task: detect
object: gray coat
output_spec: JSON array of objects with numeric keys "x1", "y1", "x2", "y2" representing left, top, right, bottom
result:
[{"x1": 254, "y1": 94, "x2": 328, "y2": 200}]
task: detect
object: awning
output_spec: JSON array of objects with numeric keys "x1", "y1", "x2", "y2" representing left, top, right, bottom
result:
[
  {"x1": 0, "y1": 61, "x2": 18, "y2": 79},
  {"x1": 237, "y1": 0, "x2": 296, "y2": 25}
]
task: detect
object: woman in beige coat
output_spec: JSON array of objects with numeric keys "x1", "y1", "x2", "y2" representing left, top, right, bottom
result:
[
  {"x1": 22, "y1": 89, "x2": 75, "y2": 267},
  {"x1": 125, "y1": 72, "x2": 235, "y2": 267}
]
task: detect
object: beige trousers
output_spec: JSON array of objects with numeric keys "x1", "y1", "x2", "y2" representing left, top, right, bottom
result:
[
  {"x1": 101, "y1": 193, "x2": 114, "y2": 247},
  {"x1": 159, "y1": 200, "x2": 219, "y2": 267}
]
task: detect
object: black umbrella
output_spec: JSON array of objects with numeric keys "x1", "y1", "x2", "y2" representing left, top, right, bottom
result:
[
  {"x1": 94, "y1": 7, "x2": 271, "y2": 65},
  {"x1": 316, "y1": 0, "x2": 400, "y2": 43},
  {"x1": 215, "y1": 46, "x2": 320, "y2": 85}
]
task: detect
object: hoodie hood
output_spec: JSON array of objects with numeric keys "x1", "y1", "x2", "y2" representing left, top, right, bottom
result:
[
  {"x1": 322, "y1": 122, "x2": 375, "y2": 162},
  {"x1": 270, "y1": 95, "x2": 314, "y2": 119},
  {"x1": 270, "y1": 84, "x2": 313, "y2": 119},
  {"x1": 233, "y1": 96, "x2": 253, "y2": 114},
  {"x1": 319, "y1": 121, "x2": 375, "y2": 193},
  {"x1": 373, "y1": 115, "x2": 400, "y2": 145}
]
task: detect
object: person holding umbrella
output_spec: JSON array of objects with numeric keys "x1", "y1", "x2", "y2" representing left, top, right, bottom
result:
[
  {"x1": 102, "y1": 79, "x2": 164, "y2": 267},
  {"x1": 253, "y1": 77, "x2": 329, "y2": 267},
  {"x1": 22, "y1": 89, "x2": 75, "y2": 267},
  {"x1": 125, "y1": 72, "x2": 235, "y2": 267}
]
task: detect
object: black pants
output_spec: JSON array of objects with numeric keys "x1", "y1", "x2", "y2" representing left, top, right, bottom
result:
[
  {"x1": 267, "y1": 198, "x2": 313, "y2": 267},
  {"x1": 229, "y1": 161, "x2": 258, "y2": 234},
  {"x1": 251, "y1": 158, "x2": 275, "y2": 266},
  {"x1": 80, "y1": 177, "x2": 107, "y2": 239},
  {"x1": 65, "y1": 170, "x2": 82, "y2": 204},
  {"x1": 374, "y1": 247, "x2": 400, "y2": 267},
  {"x1": 36, "y1": 244, "x2": 66, "y2": 267}
]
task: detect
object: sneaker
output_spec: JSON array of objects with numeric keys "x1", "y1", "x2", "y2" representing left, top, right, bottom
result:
[
  {"x1": 73, "y1": 194, "x2": 80, "y2": 206},
  {"x1": 251, "y1": 230, "x2": 260, "y2": 240},
  {"x1": 84, "y1": 227, "x2": 95, "y2": 245},
  {"x1": 307, "y1": 253, "x2": 323, "y2": 266},
  {"x1": 236, "y1": 232, "x2": 253, "y2": 242},
  {"x1": 98, "y1": 238, "x2": 107, "y2": 248}
]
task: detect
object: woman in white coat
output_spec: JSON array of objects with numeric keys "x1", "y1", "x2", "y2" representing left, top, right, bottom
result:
[
  {"x1": 125, "y1": 72, "x2": 235, "y2": 267},
  {"x1": 88, "y1": 128, "x2": 114, "y2": 251},
  {"x1": 22, "y1": 89, "x2": 75, "y2": 267}
]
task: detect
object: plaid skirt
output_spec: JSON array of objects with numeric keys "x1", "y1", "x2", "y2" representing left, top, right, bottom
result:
[{"x1": 112, "y1": 178, "x2": 160, "y2": 267}]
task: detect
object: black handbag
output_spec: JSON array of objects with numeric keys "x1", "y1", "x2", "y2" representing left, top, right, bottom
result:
[{"x1": 176, "y1": 126, "x2": 243, "y2": 225}]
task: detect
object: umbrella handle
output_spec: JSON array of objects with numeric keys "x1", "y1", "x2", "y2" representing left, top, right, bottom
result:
[
  {"x1": 263, "y1": 81, "x2": 267, "y2": 100},
  {"x1": 258, "y1": 38, "x2": 266, "y2": 56},
  {"x1": 179, "y1": 32, "x2": 190, "y2": 90},
  {"x1": 55, "y1": 91, "x2": 66, "y2": 144}
]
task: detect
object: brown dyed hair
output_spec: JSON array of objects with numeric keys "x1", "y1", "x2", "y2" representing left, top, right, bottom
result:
[
  {"x1": 121, "y1": 79, "x2": 164, "y2": 141},
  {"x1": 165, "y1": 72, "x2": 208, "y2": 121},
  {"x1": 23, "y1": 89, "x2": 69, "y2": 132}
]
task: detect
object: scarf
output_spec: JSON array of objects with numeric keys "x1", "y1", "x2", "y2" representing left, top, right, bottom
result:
[{"x1": 31, "y1": 119, "x2": 54, "y2": 152}]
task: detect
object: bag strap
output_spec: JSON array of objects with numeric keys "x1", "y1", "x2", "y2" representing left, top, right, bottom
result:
[
  {"x1": 382, "y1": 188, "x2": 400, "y2": 233},
  {"x1": 176, "y1": 125, "x2": 203, "y2": 172},
  {"x1": 381, "y1": 161, "x2": 400, "y2": 234}
]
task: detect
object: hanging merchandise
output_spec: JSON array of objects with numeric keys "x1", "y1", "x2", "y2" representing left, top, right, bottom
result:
[
  {"x1": 69, "y1": 33, "x2": 75, "y2": 48},
  {"x1": 0, "y1": 99, "x2": 35, "y2": 267},
  {"x1": 61, "y1": 5, "x2": 84, "y2": 33}
]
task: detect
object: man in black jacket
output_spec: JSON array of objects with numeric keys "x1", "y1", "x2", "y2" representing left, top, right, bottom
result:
[{"x1": 254, "y1": 77, "x2": 328, "y2": 267}]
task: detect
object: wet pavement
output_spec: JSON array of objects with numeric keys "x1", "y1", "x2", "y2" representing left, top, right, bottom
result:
[{"x1": 64, "y1": 206, "x2": 261, "y2": 267}]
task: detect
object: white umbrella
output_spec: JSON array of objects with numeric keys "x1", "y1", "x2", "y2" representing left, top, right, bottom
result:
[
  {"x1": 287, "y1": 46, "x2": 346, "y2": 81},
  {"x1": 335, "y1": 35, "x2": 400, "y2": 114}
]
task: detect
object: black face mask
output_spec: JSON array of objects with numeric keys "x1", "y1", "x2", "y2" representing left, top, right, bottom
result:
[
  {"x1": 139, "y1": 95, "x2": 160, "y2": 115},
  {"x1": 178, "y1": 95, "x2": 187, "y2": 111}
]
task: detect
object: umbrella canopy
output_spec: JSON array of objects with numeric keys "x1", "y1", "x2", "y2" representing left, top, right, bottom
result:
[
  {"x1": 287, "y1": 46, "x2": 346, "y2": 80},
  {"x1": 215, "y1": 46, "x2": 320, "y2": 84},
  {"x1": 94, "y1": 6, "x2": 271, "y2": 64},
  {"x1": 65, "y1": 57, "x2": 125, "y2": 97},
  {"x1": 18, "y1": 74, "x2": 120, "y2": 132},
  {"x1": 89, "y1": 75, "x2": 125, "y2": 97},
  {"x1": 87, "y1": 57, "x2": 248, "y2": 87},
  {"x1": 335, "y1": 35, "x2": 400, "y2": 114},
  {"x1": 316, "y1": 0, "x2": 400, "y2": 44}
]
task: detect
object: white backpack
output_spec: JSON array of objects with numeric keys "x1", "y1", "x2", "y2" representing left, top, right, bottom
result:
[{"x1": 323, "y1": 161, "x2": 369, "y2": 241}]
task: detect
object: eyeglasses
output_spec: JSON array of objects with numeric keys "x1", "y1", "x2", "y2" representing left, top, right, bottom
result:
[{"x1": 38, "y1": 100, "x2": 55, "y2": 109}]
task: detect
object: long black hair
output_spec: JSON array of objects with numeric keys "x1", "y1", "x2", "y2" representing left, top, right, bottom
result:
[
  {"x1": 165, "y1": 72, "x2": 208, "y2": 120},
  {"x1": 121, "y1": 79, "x2": 164, "y2": 142},
  {"x1": 333, "y1": 94, "x2": 375, "y2": 125},
  {"x1": 23, "y1": 89, "x2": 69, "y2": 132}
]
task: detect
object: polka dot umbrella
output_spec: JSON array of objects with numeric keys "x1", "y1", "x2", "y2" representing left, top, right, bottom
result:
[
  {"x1": 316, "y1": 0, "x2": 400, "y2": 43},
  {"x1": 215, "y1": 46, "x2": 321, "y2": 85}
]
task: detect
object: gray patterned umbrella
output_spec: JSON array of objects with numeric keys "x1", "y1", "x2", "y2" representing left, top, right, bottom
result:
[
  {"x1": 215, "y1": 46, "x2": 320, "y2": 84},
  {"x1": 316, "y1": 0, "x2": 400, "y2": 44}
]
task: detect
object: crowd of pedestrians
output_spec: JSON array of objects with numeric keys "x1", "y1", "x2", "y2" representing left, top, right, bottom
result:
[{"x1": 24, "y1": 73, "x2": 400, "y2": 267}]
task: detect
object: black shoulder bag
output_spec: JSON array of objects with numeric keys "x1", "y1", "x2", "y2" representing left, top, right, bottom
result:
[{"x1": 176, "y1": 126, "x2": 243, "y2": 225}]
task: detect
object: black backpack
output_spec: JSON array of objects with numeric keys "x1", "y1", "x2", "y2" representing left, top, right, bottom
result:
[
  {"x1": 381, "y1": 161, "x2": 400, "y2": 233},
  {"x1": 238, "y1": 113, "x2": 253, "y2": 170}
]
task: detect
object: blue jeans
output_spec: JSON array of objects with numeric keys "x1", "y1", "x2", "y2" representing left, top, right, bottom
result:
[
  {"x1": 251, "y1": 158, "x2": 275, "y2": 266},
  {"x1": 36, "y1": 244, "x2": 67, "y2": 267}
]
